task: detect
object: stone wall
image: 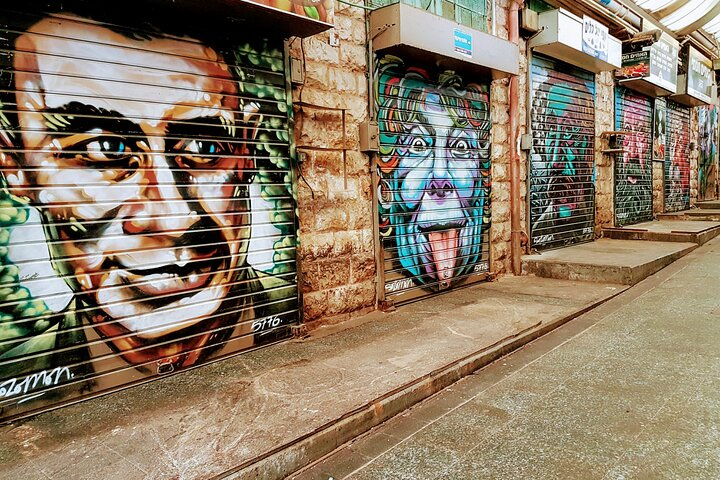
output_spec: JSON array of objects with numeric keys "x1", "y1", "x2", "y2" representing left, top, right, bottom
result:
[
  {"x1": 291, "y1": 4, "x2": 376, "y2": 328},
  {"x1": 293, "y1": 0, "x2": 520, "y2": 325},
  {"x1": 690, "y1": 106, "x2": 700, "y2": 206},
  {"x1": 489, "y1": 0, "x2": 514, "y2": 275},
  {"x1": 653, "y1": 161, "x2": 664, "y2": 215},
  {"x1": 594, "y1": 71, "x2": 615, "y2": 233}
]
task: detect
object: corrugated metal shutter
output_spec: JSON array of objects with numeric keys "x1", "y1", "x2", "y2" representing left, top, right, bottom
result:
[
  {"x1": 664, "y1": 100, "x2": 690, "y2": 212},
  {"x1": 698, "y1": 105, "x2": 718, "y2": 201},
  {"x1": 0, "y1": 11, "x2": 298, "y2": 421},
  {"x1": 529, "y1": 55, "x2": 595, "y2": 250},
  {"x1": 375, "y1": 56, "x2": 491, "y2": 305},
  {"x1": 615, "y1": 87, "x2": 653, "y2": 226}
]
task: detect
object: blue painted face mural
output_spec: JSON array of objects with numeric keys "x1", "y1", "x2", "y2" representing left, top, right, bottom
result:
[{"x1": 376, "y1": 56, "x2": 491, "y2": 295}]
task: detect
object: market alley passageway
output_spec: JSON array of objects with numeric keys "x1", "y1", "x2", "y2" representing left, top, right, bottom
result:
[{"x1": 293, "y1": 236, "x2": 720, "y2": 480}]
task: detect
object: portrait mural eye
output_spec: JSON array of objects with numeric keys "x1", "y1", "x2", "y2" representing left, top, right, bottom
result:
[
  {"x1": 0, "y1": 11, "x2": 298, "y2": 420},
  {"x1": 376, "y1": 55, "x2": 491, "y2": 301}
]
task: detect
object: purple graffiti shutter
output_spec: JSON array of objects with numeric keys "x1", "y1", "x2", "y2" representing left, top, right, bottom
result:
[{"x1": 664, "y1": 101, "x2": 690, "y2": 213}]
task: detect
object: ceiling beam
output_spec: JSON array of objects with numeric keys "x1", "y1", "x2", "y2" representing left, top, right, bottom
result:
[
  {"x1": 675, "y1": 1, "x2": 720, "y2": 36},
  {"x1": 655, "y1": 0, "x2": 688, "y2": 19}
]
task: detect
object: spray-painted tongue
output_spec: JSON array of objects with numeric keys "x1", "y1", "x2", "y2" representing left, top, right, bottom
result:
[{"x1": 427, "y1": 229, "x2": 458, "y2": 289}]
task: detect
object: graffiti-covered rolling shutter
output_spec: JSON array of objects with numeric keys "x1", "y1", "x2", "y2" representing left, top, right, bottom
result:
[
  {"x1": 0, "y1": 11, "x2": 298, "y2": 421},
  {"x1": 530, "y1": 55, "x2": 595, "y2": 250},
  {"x1": 664, "y1": 101, "x2": 690, "y2": 212},
  {"x1": 375, "y1": 56, "x2": 491, "y2": 305},
  {"x1": 615, "y1": 87, "x2": 653, "y2": 226},
  {"x1": 698, "y1": 105, "x2": 718, "y2": 201}
]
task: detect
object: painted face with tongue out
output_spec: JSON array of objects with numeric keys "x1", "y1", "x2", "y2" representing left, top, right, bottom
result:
[{"x1": 389, "y1": 87, "x2": 489, "y2": 291}]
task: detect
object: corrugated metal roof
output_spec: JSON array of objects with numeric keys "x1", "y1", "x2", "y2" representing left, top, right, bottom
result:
[{"x1": 634, "y1": 0, "x2": 720, "y2": 48}]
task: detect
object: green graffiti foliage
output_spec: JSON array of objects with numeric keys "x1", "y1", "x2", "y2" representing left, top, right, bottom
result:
[
  {"x1": 0, "y1": 183, "x2": 54, "y2": 358},
  {"x1": 234, "y1": 41, "x2": 297, "y2": 276}
]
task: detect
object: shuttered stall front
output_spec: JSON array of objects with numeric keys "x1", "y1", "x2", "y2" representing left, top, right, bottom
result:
[
  {"x1": 698, "y1": 105, "x2": 718, "y2": 201},
  {"x1": 375, "y1": 56, "x2": 491, "y2": 304},
  {"x1": 0, "y1": 10, "x2": 298, "y2": 421},
  {"x1": 615, "y1": 87, "x2": 653, "y2": 226},
  {"x1": 530, "y1": 55, "x2": 595, "y2": 250},
  {"x1": 664, "y1": 100, "x2": 690, "y2": 212}
]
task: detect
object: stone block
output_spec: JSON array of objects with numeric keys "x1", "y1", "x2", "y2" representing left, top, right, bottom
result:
[
  {"x1": 302, "y1": 289, "x2": 329, "y2": 321},
  {"x1": 350, "y1": 253, "x2": 376, "y2": 283},
  {"x1": 327, "y1": 280, "x2": 376, "y2": 315},
  {"x1": 492, "y1": 200, "x2": 510, "y2": 223},
  {"x1": 309, "y1": 150, "x2": 344, "y2": 177},
  {"x1": 492, "y1": 162, "x2": 509, "y2": 182},
  {"x1": 340, "y1": 43, "x2": 368, "y2": 71},
  {"x1": 316, "y1": 257, "x2": 352, "y2": 290},
  {"x1": 304, "y1": 37, "x2": 340, "y2": 65},
  {"x1": 298, "y1": 231, "x2": 335, "y2": 261},
  {"x1": 345, "y1": 150, "x2": 370, "y2": 176}
]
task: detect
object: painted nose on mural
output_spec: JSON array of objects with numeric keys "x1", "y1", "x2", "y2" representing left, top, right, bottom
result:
[
  {"x1": 428, "y1": 178, "x2": 454, "y2": 200},
  {"x1": 123, "y1": 156, "x2": 199, "y2": 235}
]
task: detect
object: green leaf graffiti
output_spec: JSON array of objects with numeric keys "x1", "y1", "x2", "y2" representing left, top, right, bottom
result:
[{"x1": 233, "y1": 42, "x2": 296, "y2": 276}]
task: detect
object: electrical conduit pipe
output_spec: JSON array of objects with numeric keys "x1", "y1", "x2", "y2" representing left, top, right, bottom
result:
[{"x1": 509, "y1": 0, "x2": 523, "y2": 275}]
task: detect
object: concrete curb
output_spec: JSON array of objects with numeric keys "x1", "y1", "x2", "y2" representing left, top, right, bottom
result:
[{"x1": 216, "y1": 287, "x2": 628, "y2": 480}]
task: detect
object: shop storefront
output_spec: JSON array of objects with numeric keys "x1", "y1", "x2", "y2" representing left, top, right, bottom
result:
[
  {"x1": 368, "y1": 2, "x2": 517, "y2": 304},
  {"x1": 528, "y1": 9, "x2": 621, "y2": 247},
  {"x1": 615, "y1": 31, "x2": 679, "y2": 225},
  {"x1": 0, "y1": 0, "x2": 331, "y2": 422}
]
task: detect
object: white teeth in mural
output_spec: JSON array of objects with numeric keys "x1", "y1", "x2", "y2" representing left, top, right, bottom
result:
[
  {"x1": 7, "y1": 206, "x2": 73, "y2": 312},
  {"x1": 115, "y1": 287, "x2": 225, "y2": 338},
  {"x1": 416, "y1": 196, "x2": 463, "y2": 228}
]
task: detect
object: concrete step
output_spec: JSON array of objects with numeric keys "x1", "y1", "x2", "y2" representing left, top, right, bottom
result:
[
  {"x1": 602, "y1": 220, "x2": 720, "y2": 245},
  {"x1": 657, "y1": 209, "x2": 720, "y2": 222},
  {"x1": 696, "y1": 200, "x2": 720, "y2": 209},
  {"x1": 522, "y1": 238, "x2": 697, "y2": 286}
]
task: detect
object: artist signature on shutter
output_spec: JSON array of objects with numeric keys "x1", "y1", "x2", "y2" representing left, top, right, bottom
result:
[{"x1": 0, "y1": 367, "x2": 74, "y2": 404}]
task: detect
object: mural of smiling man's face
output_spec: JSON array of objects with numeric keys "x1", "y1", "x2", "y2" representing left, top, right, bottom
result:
[{"x1": 1, "y1": 16, "x2": 258, "y2": 366}]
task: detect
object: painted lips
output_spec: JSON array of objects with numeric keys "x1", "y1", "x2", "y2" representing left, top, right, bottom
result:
[
  {"x1": 124, "y1": 258, "x2": 218, "y2": 296},
  {"x1": 117, "y1": 247, "x2": 222, "y2": 297}
]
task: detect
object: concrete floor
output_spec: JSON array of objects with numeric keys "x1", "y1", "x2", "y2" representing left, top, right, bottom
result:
[
  {"x1": 0, "y1": 275, "x2": 624, "y2": 479},
  {"x1": 603, "y1": 220, "x2": 720, "y2": 245},
  {"x1": 522, "y1": 238, "x2": 696, "y2": 285},
  {"x1": 610, "y1": 219, "x2": 719, "y2": 233},
  {"x1": 294, "y1": 236, "x2": 720, "y2": 480}
]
